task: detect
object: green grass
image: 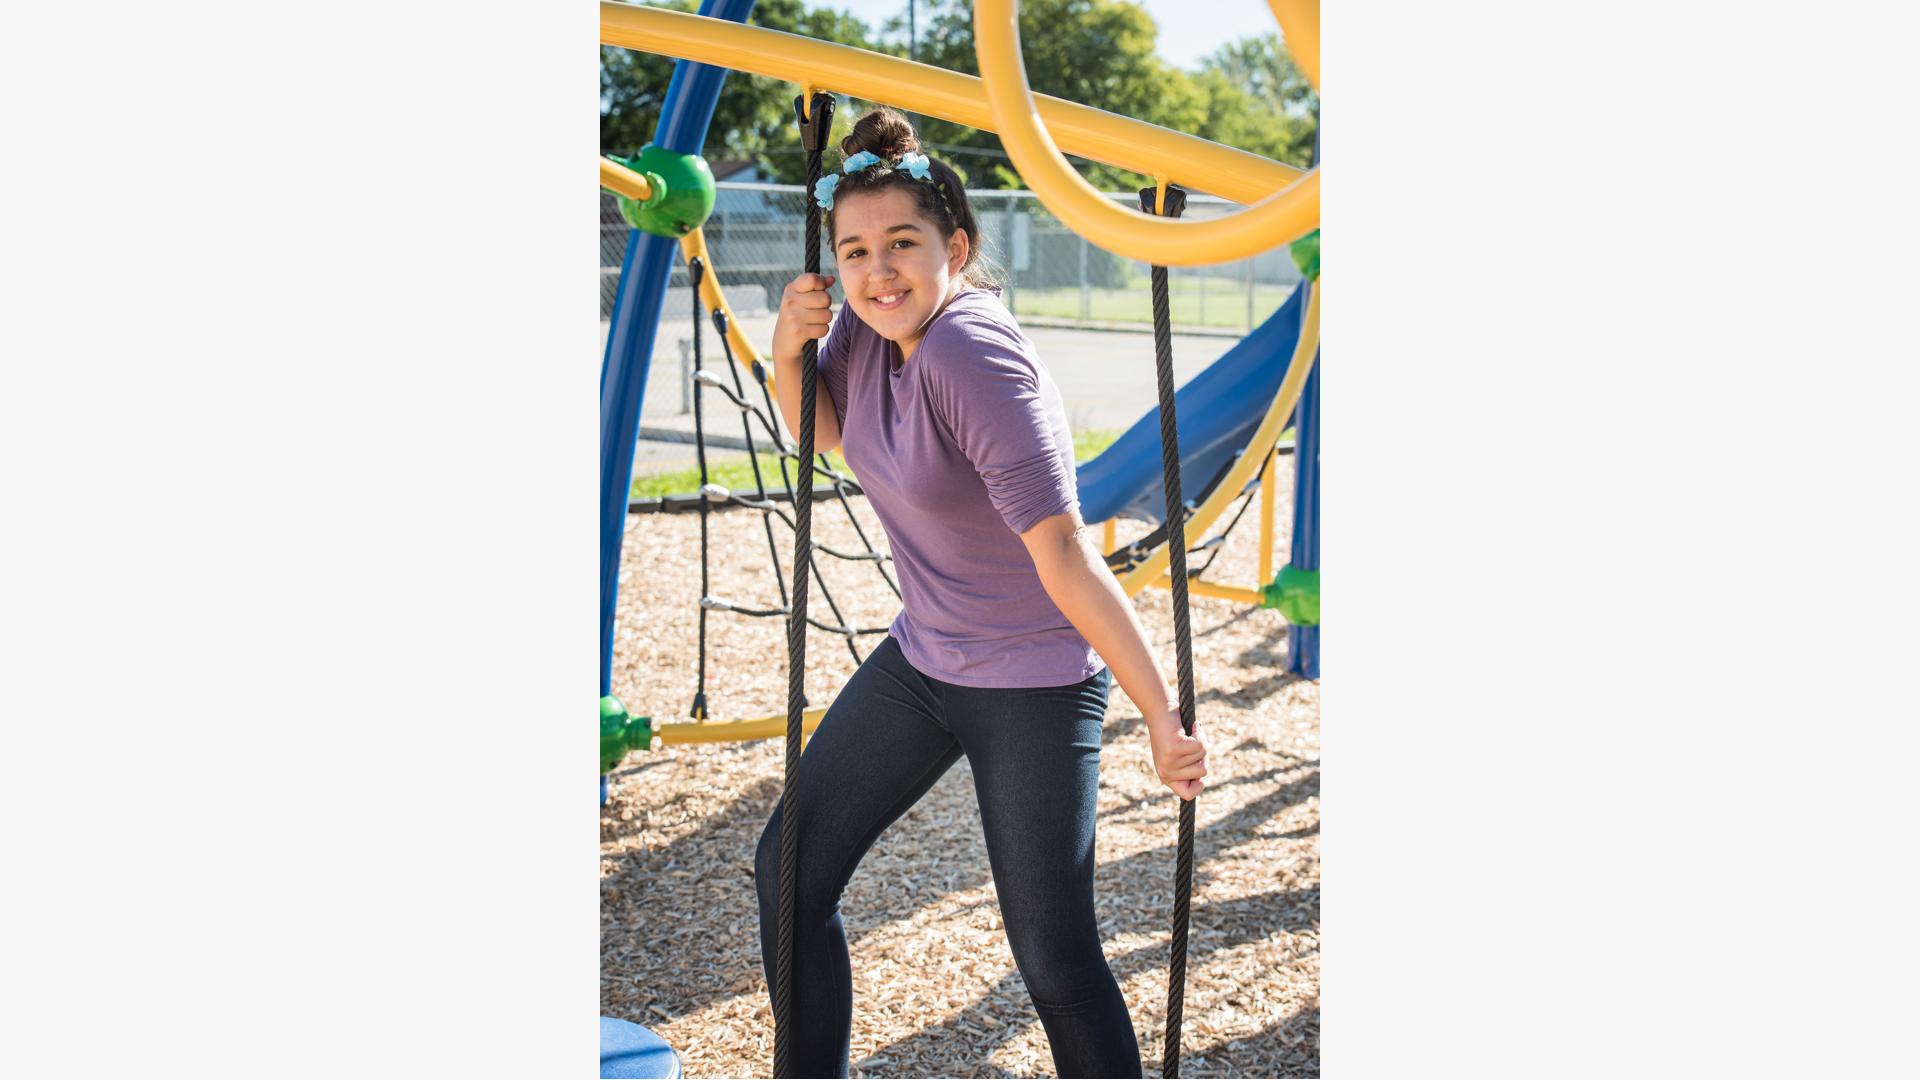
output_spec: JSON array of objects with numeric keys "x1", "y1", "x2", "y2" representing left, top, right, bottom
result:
[
  {"x1": 631, "y1": 431, "x2": 1125, "y2": 499},
  {"x1": 1014, "y1": 275, "x2": 1295, "y2": 330},
  {"x1": 630, "y1": 449, "x2": 853, "y2": 500},
  {"x1": 1074, "y1": 427, "x2": 1122, "y2": 463}
]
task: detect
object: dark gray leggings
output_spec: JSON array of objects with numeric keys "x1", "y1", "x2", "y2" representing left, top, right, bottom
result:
[{"x1": 755, "y1": 635, "x2": 1142, "y2": 1078}]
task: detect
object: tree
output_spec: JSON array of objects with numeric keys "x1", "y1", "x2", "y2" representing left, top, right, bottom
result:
[
  {"x1": 884, "y1": 0, "x2": 1184, "y2": 191},
  {"x1": 600, "y1": 0, "x2": 878, "y2": 183},
  {"x1": 1197, "y1": 31, "x2": 1318, "y2": 168}
]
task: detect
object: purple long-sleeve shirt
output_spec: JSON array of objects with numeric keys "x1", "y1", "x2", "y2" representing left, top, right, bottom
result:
[{"x1": 818, "y1": 287, "x2": 1103, "y2": 688}]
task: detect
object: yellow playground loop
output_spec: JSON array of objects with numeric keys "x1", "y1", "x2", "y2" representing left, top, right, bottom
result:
[
  {"x1": 600, "y1": 0, "x2": 1322, "y2": 746},
  {"x1": 973, "y1": 0, "x2": 1318, "y2": 266}
]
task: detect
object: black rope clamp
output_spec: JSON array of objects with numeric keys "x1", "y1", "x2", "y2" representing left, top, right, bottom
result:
[
  {"x1": 793, "y1": 92, "x2": 837, "y2": 155},
  {"x1": 688, "y1": 255, "x2": 705, "y2": 288},
  {"x1": 1138, "y1": 184, "x2": 1189, "y2": 219}
]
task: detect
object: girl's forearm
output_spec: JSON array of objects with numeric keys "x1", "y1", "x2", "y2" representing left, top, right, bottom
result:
[
  {"x1": 771, "y1": 346, "x2": 841, "y2": 455},
  {"x1": 1032, "y1": 534, "x2": 1179, "y2": 730}
]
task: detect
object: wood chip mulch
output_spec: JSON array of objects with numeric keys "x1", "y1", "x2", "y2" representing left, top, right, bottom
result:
[{"x1": 604, "y1": 477, "x2": 1319, "y2": 1078}]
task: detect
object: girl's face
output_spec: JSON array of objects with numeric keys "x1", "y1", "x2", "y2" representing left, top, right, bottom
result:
[{"x1": 831, "y1": 186, "x2": 969, "y2": 360}]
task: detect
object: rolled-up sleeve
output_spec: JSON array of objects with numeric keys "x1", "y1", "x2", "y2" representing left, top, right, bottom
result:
[{"x1": 925, "y1": 314, "x2": 1077, "y2": 535}]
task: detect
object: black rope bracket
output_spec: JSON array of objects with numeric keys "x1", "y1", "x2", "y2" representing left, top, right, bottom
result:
[{"x1": 1142, "y1": 182, "x2": 1203, "y2": 1080}]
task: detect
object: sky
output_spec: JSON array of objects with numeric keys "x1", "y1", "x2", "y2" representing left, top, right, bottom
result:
[{"x1": 818, "y1": 0, "x2": 1282, "y2": 71}]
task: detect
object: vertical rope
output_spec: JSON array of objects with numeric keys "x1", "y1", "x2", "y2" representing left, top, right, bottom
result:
[
  {"x1": 776, "y1": 89, "x2": 834, "y2": 1080},
  {"x1": 1142, "y1": 183, "x2": 1199, "y2": 1079},
  {"x1": 689, "y1": 255, "x2": 710, "y2": 722}
]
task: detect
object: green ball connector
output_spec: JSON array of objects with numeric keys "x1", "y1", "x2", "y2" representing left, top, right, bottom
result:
[
  {"x1": 1290, "y1": 228, "x2": 1320, "y2": 283},
  {"x1": 601, "y1": 695, "x2": 656, "y2": 774},
  {"x1": 614, "y1": 145, "x2": 716, "y2": 239},
  {"x1": 1261, "y1": 564, "x2": 1320, "y2": 626}
]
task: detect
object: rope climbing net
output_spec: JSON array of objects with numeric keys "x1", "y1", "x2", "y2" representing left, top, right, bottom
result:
[{"x1": 678, "y1": 248, "x2": 900, "y2": 726}]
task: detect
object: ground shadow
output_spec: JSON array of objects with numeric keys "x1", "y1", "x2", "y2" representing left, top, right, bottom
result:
[
  {"x1": 857, "y1": 887, "x2": 1318, "y2": 1078},
  {"x1": 601, "y1": 774, "x2": 783, "y2": 1021},
  {"x1": 602, "y1": 759, "x2": 1317, "y2": 1028},
  {"x1": 1095, "y1": 759, "x2": 1316, "y2": 824},
  {"x1": 1182, "y1": 1002, "x2": 1319, "y2": 1078}
]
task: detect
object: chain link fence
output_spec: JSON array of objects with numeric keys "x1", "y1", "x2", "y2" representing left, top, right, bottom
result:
[{"x1": 602, "y1": 182, "x2": 1303, "y2": 333}]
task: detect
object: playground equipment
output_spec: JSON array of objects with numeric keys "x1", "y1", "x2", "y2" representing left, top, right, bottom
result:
[{"x1": 599, "y1": 1, "x2": 1320, "y2": 1074}]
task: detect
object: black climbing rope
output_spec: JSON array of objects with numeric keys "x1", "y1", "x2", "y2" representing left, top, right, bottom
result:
[
  {"x1": 1144, "y1": 183, "x2": 1201, "y2": 1079},
  {"x1": 715, "y1": 305, "x2": 793, "y2": 609},
  {"x1": 690, "y1": 257, "x2": 711, "y2": 722},
  {"x1": 775, "y1": 88, "x2": 835, "y2": 1080}
]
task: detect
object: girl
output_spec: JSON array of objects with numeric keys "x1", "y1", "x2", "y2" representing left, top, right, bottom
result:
[{"x1": 757, "y1": 107, "x2": 1208, "y2": 1079}]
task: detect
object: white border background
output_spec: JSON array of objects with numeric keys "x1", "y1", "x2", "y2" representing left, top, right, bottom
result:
[{"x1": 4, "y1": 2, "x2": 1916, "y2": 1075}]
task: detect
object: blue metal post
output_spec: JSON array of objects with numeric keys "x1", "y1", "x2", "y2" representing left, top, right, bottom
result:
[
  {"x1": 601, "y1": 5, "x2": 758, "y2": 1073},
  {"x1": 600, "y1": 0, "x2": 758, "y2": 697},
  {"x1": 1286, "y1": 353, "x2": 1320, "y2": 679}
]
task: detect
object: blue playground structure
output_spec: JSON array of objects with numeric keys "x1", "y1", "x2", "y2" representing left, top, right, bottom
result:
[{"x1": 599, "y1": 2, "x2": 754, "y2": 1072}]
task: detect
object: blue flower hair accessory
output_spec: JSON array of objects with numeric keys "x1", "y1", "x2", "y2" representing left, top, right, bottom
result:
[
  {"x1": 816, "y1": 148, "x2": 945, "y2": 212},
  {"x1": 813, "y1": 173, "x2": 841, "y2": 209}
]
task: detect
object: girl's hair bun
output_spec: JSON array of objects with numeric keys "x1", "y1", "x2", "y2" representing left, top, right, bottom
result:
[{"x1": 840, "y1": 107, "x2": 921, "y2": 160}]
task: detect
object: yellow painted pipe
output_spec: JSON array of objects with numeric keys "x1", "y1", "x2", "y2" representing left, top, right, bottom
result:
[
  {"x1": 1119, "y1": 280, "x2": 1320, "y2": 597},
  {"x1": 1267, "y1": 0, "x2": 1320, "y2": 91},
  {"x1": 1149, "y1": 576, "x2": 1263, "y2": 606},
  {"x1": 655, "y1": 706, "x2": 828, "y2": 746},
  {"x1": 974, "y1": 0, "x2": 1318, "y2": 266},
  {"x1": 676, "y1": 227, "x2": 776, "y2": 397},
  {"x1": 599, "y1": 2, "x2": 1304, "y2": 208},
  {"x1": 1259, "y1": 447, "x2": 1277, "y2": 585},
  {"x1": 600, "y1": 155, "x2": 654, "y2": 201}
]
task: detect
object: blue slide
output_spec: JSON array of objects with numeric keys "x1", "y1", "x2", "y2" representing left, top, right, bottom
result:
[{"x1": 1075, "y1": 281, "x2": 1312, "y2": 526}]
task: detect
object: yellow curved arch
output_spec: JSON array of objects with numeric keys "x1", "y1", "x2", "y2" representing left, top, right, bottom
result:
[
  {"x1": 1267, "y1": 0, "x2": 1319, "y2": 91},
  {"x1": 1119, "y1": 279, "x2": 1320, "y2": 597},
  {"x1": 973, "y1": 0, "x2": 1318, "y2": 266}
]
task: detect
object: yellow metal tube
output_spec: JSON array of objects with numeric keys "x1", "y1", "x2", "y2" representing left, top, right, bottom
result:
[
  {"x1": 600, "y1": 156, "x2": 654, "y2": 201},
  {"x1": 1267, "y1": 0, "x2": 1320, "y2": 91},
  {"x1": 973, "y1": 0, "x2": 1318, "y2": 266},
  {"x1": 599, "y1": 3, "x2": 1305, "y2": 207},
  {"x1": 654, "y1": 706, "x2": 828, "y2": 746},
  {"x1": 1119, "y1": 281, "x2": 1320, "y2": 597},
  {"x1": 1149, "y1": 576, "x2": 1263, "y2": 606},
  {"x1": 676, "y1": 227, "x2": 776, "y2": 397},
  {"x1": 1258, "y1": 447, "x2": 1276, "y2": 585}
]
